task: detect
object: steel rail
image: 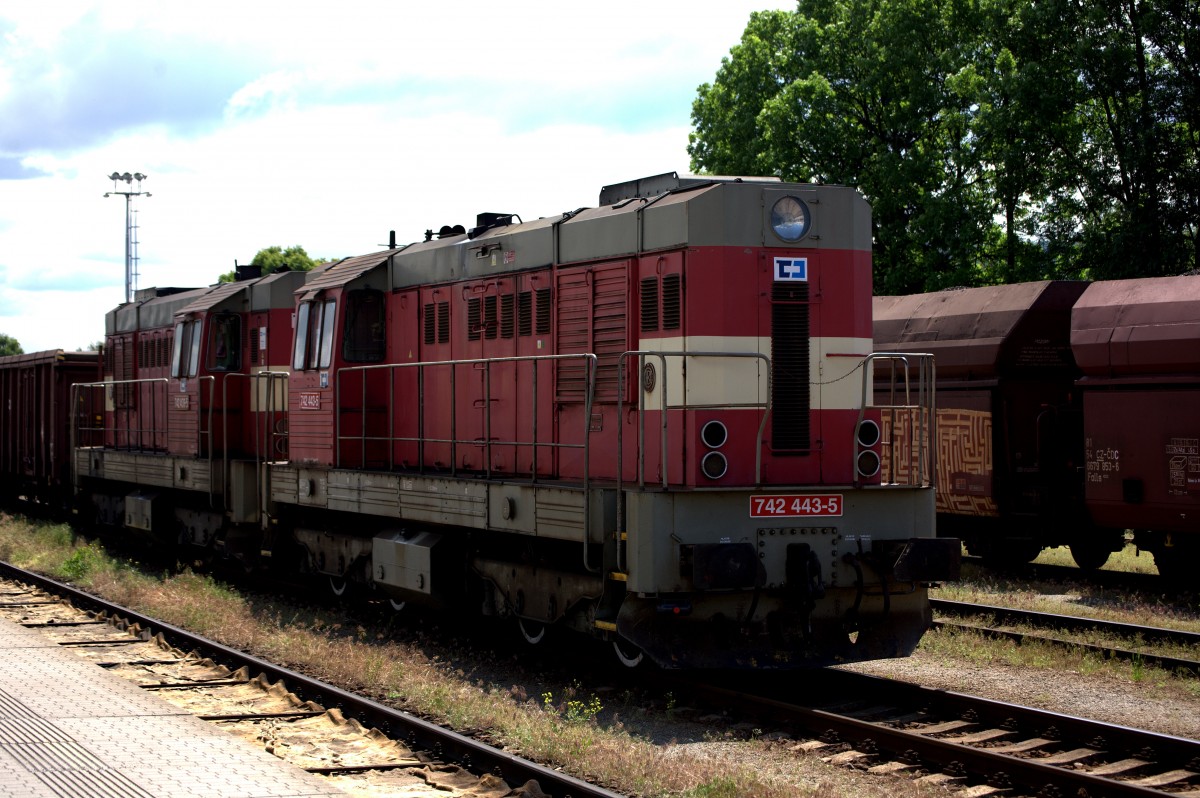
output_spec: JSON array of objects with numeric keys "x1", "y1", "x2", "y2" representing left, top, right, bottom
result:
[
  {"x1": 0, "y1": 561, "x2": 625, "y2": 798},
  {"x1": 932, "y1": 598, "x2": 1200, "y2": 647},
  {"x1": 932, "y1": 621, "x2": 1200, "y2": 677},
  {"x1": 674, "y1": 667, "x2": 1200, "y2": 797}
]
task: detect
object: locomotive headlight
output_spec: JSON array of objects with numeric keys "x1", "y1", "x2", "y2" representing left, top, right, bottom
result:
[
  {"x1": 701, "y1": 451, "x2": 728, "y2": 480},
  {"x1": 857, "y1": 449, "x2": 881, "y2": 478},
  {"x1": 856, "y1": 419, "x2": 881, "y2": 448},
  {"x1": 770, "y1": 196, "x2": 811, "y2": 242},
  {"x1": 701, "y1": 420, "x2": 728, "y2": 449}
]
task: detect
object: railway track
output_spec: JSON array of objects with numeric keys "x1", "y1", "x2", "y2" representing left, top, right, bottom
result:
[
  {"x1": 679, "y1": 668, "x2": 1200, "y2": 797},
  {"x1": 931, "y1": 598, "x2": 1200, "y2": 676},
  {"x1": 0, "y1": 560, "x2": 622, "y2": 798}
]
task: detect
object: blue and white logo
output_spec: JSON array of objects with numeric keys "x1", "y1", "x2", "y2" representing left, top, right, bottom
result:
[{"x1": 773, "y1": 257, "x2": 808, "y2": 282}]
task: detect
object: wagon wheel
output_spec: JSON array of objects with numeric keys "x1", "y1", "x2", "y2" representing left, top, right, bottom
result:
[
  {"x1": 1069, "y1": 541, "x2": 1111, "y2": 571},
  {"x1": 388, "y1": 597, "x2": 407, "y2": 613},
  {"x1": 329, "y1": 575, "x2": 349, "y2": 597},
  {"x1": 980, "y1": 538, "x2": 1042, "y2": 570},
  {"x1": 612, "y1": 638, "x2": 644, "y2": 669},
  {"x1": 518, "y1": 617, "x2": 546, "y2": 645}
]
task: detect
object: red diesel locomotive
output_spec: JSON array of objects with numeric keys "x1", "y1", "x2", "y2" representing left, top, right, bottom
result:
[{"x1": 64, "y1": 172, "x2": 956, "y2": 668}]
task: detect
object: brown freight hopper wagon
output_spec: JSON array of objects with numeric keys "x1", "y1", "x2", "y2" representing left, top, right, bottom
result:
[
  {"x1": 1072, "y1": 275, "x2": 1200, "y2": 582},
  {"x1": 874, "y1": 281, "x2": 1126, "y2": 570}
]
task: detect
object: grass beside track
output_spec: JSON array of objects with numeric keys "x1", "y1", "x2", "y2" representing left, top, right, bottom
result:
[
  {"x1": 5, "y1": 514, "x2": 1200, "y2": 794},
  {"x1": 0, "y1": 513, "x2": 939, "y2": 798},
  {"x1": 927, "y1": 549, "x2": 1200, "y2": 696}
]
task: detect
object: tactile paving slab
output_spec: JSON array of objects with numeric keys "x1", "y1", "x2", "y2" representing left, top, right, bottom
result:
[{"x1": 0, "y1": 616, "x2": 344, "y2": 797}]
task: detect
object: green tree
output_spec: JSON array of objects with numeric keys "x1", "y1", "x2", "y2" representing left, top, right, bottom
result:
[
  {"x1": 0, "y1": 334, "x2": 22, "y2": 356},
  {"x1": 217, "y1": 245, "x2": 323, "y2": 283},
  {"x1": 690, "y1": 2, "x2": 995, "y2": 293},
  {"x1": 689, "y1": 0, "x2": 1199, "y2": 290}
]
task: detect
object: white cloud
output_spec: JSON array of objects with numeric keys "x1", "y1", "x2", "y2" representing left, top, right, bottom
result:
[{"x1": 0, "y1": 0, "x2": 794, "y2": 351}]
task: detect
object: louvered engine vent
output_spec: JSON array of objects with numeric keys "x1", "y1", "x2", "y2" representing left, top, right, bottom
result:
[{"x1": 771, "y1": 282, "x2": 810, "y2": 452}]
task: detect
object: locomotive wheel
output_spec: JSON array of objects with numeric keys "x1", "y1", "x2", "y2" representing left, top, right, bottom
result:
[
  {"x1": 388, "y1": 597, "x2": 406, "y2": 612},
  {"x1": 518, "y1": 618, "x2": 546, "y2": 645},
  {"x1": 329, "y1": 575, "x2": 349, "y2": 597},
  {"x1": 1069, "y1": 542, "x2": 1111, "y2": 571},
  {"x1": 612, "y1": 639, "x2": 644, "y2": 668}
]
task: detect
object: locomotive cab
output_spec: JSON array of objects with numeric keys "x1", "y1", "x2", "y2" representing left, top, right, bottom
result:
[{"x1": 77, "y1": 271, "x2": 302, "y2": 557}]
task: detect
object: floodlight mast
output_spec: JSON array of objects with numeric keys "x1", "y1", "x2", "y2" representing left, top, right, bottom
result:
[{"x1": 104, "y1": 172, "x2": 151, "y2": 304}]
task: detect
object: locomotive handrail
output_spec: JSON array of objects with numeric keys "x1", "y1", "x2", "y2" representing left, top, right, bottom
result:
[
  {"x1": 615, "y1": 350, "x2": 772, "y2": 569},
  {"x1": 71, "y1": 377, "x2": 169, "y2": 455},
  {"x1": 199, "y1": 375, "x2": 215, "y2": 506},
  {"x1": 862, "y1": 352, "x2": 937, "y2": 488},
  {"x1": 69, "y1": 376, "x2": 218, "y2": 497},
  {"x1": 335, "y1": 353, "x2": 601, "y2": 572},
  {"x1": 221, "y1": 371, "x2": 290, "y2": 523},
  {"x1": 617, "y1": 349, "x2": 772, "y2": 486}
]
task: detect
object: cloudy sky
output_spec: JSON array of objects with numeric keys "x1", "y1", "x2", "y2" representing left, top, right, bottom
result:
[{"x1": 0, "y1": 1, "x2": 792, "y2": 352}]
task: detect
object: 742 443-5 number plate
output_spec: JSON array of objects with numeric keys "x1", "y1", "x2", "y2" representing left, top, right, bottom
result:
[{"x1": 749, "y1": 494, "x2": 843, "y2": 518}]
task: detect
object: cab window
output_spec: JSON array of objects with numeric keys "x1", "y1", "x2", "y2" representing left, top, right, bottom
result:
[
  {"x1": 343, "y1": 289, "x2": 386, "y2": 363},
  {"x1": 292, "y1": 299, "x2": 337, "y2": 370},
  {"x1": 207, "y1": 314, "x2": 241, "y2": 372},
  {"x1": 170, "y1": 320, "x2": 202, "y2": 378}
]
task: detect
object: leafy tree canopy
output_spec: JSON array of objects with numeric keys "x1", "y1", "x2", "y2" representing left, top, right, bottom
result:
[
  {"x1": 689, "y1": 0, "x2": 1200, "y2": 293},
  {"x1": 0, "y1": 334, "x2": 23, "y2": 357},
  {"x1": 217, "y1": 245, "x2": 324, "y2": 283}
]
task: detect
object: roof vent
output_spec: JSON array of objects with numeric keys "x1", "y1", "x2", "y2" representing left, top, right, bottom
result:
[
  {"x1": 468, "y1": 213, "x2": 514, "y2": 240},
  {"x1": 598, "y1": 172, "x2": 782, "y2": 206},
  {"x1": 235, "y1": 263, "x2": 262, "y2": 281}
]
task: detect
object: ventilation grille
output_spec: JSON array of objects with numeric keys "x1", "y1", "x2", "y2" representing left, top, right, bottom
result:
[
  {"x1": 467, "y1": 297, "x2": 482, "y2": 341},
  {"x1": 423, "y1": 303, "x2": 436, "y2": 345},
  {"x1": 517, "y1": 291, "x2": 533, "y2": 337},
  {"x1": 662, "y1": 274, "x2": 681, "y2": 330},
  {"x1": 500, "y1": 294, "x2": 514, "y2": 339},
  {"x1": 556, "y1": 265, "x2": 627, "y2": 402},
  {"x1": 535, "y1": 289, "x2": 552, "y2": 335},
  {"x1": 640, "y1": 278, "x2": 659, "y2": 331},
  {"x1": 771, "y1": 282, "x2": 810, "y2": 452}
]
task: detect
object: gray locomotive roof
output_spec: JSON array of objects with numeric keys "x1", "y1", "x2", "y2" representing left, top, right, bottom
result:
[
  {"x1": 284, "y1": 175, "x2": 869, "y2": 300},
  {"x1": 107, "y1": 286, "x2": 210, "y2": 334},
  {"x1": 297, "y1": 251, "x2": 393, "y2": 299},
  {"x1": 598, "y1": 172, "x2": 781, "y2": 204},
  {"x1": 175, "y1": 280, "x2": 250, "y2": 317},
  {"x1": 251, "y1": 269, "x2": 308, "y2": 311},
  {"x1": 386, "y1": 178, "x2": 869, "y2": 291}
]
